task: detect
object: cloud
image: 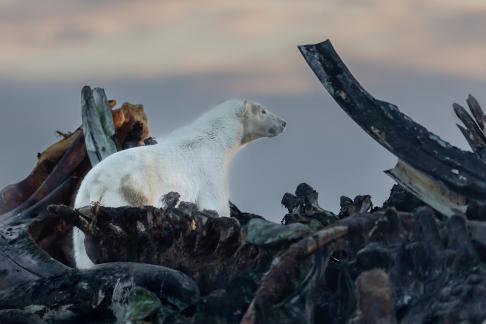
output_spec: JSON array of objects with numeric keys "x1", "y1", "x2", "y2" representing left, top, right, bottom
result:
[{"x1": 1, "y1": 0, "x2": 486, "y2": 95}]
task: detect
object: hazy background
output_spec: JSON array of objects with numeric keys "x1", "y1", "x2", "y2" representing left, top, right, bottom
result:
[{"x1": 1, "y1": 0, "x2": 485, "y2": 221}]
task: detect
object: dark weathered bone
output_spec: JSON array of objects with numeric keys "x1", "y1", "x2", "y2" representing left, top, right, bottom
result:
[
  {"x1": 81, "y1": 86, "x2": 119, "y2": 165},
  {"x1": 454, "y1": 95, "x2": 486, "y2": 160},
  {"x1": 0, "y1": 261, "x2": 200, "y2": 322},
  {"x1": 385, "y1": 160, "x2": 467, "y2": 216},
  {"x1": 0, "y1": 66, "x2": 485, "y2": 323},
  {"x1": 298, "y1": 39, "x2": 486, "y2": 213},
  {"x1": 241, "y1": 210, "x2": 385, "y2": 324},
  {"x1": 453, "y1": 102, "x2": 486, "y2": 152},
  {"x1": 0, "y1": 129, "x2": 83, "y2": 214},
  {"x1": 0, "y1": 135, "x2": 87, "y2": 222},
  {"x1": 467, "y1": 95, "x2": 486, "y2": 131},
  {"x1": 354, "y1": 269, "x2": 397, "y2": 324}
]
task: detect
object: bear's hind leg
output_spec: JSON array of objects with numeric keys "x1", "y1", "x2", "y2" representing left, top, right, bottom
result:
[
  {"x1": 73, "y1": 191, "x2": 130, "y2": 268},
  {"x1": 73, "y1": 228, "x2": 95, "y2": 269}
]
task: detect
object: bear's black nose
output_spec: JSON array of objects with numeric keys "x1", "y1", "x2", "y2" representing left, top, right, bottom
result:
[{"x1": 282, "y1": 121, "x2": 287, "y2": 127}]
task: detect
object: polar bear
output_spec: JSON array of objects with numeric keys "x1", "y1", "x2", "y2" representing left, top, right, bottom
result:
[{"x1": 73, "y1": 99, "x2": 286, "y2": 268}]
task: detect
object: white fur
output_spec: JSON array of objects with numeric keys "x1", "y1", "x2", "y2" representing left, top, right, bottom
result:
[{"x1": 73, "y1": 99, "x2": 286, "y2": 268}]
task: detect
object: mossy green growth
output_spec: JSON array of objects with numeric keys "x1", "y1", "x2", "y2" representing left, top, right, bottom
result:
[
  {"x1": 319, "y1": 209, "x2": 340, "y2": 226},
  {"x1": 125, "y1": 287, "x2": 162, "y2": 324},
  {"x1": 247, "y1": 218, "x2": 312, "y2": 246}
]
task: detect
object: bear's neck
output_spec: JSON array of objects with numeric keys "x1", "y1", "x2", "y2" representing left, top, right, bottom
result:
[
  {"x1": 196, "y1": 117, "x2": 242, "y2": 149},
  {"x1": 191, "y1": 114, "x2": 243, "y2": 166}
]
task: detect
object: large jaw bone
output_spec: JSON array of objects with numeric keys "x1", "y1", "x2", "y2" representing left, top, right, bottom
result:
[
  {"x1": 299, "y1": 39, "x2": 486, "y2": 215},
  {"x1": 386, "y1": 160, "x2": 467, "y2": 217}
]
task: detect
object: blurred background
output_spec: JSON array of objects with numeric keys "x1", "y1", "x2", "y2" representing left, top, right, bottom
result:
[{"x1": 1, "y1": 0, "x2": 485, "y2": 221}]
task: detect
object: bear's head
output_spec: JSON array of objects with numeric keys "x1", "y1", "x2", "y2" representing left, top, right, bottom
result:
[{"x1": 239, "y1": 99, "x2": 286, "y2": 145}]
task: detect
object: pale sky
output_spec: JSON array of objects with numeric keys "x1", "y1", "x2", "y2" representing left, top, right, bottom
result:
[{"x1": 1, "y1": 0, "x2": 485, "y2": 221}]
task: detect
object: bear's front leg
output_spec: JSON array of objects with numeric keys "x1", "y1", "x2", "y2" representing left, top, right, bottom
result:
[{"x1": 196, "y1": 190, "x2": 230, "y2": 217}]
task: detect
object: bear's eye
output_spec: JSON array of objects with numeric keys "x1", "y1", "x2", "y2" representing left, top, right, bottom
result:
[{"x1": 261, "y1": 109, "x2": 266, "y2": 115}]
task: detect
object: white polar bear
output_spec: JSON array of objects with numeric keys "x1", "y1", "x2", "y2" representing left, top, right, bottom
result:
[{"x1": 73, "y1": 99, "x2": 286, "y2": 268}]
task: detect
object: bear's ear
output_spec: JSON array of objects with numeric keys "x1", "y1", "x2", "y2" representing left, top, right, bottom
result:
[{"x1": 238, "y1": 99, "x2": 251, "y2": 117}]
